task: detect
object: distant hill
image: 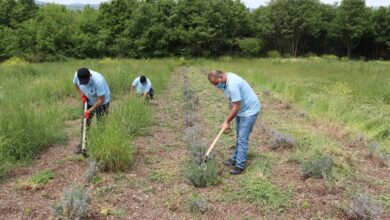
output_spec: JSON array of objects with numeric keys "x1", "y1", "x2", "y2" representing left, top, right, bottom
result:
[{"x1": 36, "y1": 1, "x2": 100, "y2": 10}]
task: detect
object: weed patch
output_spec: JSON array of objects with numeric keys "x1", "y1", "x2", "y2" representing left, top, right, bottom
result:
[{"x1": 18, "y1": 169, "x2": 55, "y2": 190}]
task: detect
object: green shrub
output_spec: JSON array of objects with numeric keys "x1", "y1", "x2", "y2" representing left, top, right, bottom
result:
[
  {"x1": 269, "y1": 130, "x2": 295, "y2": 150},
  {"x1": 52, "y1": 185, "x2": 91, "y2": 219},
  {"x1": 88, "y1": 97, "x2": 152, "y2": 171},
  {"x1": 379, "y1": 153, "x2": 389, "y2": 167},
  {"x1": 88, "y1": 119, "x2": 134, "y2": 172},
  {"x1": 267, "y1": 50, "x2": 281, "y2": 58},
  {"x1": 300, "y1": 155, "x2": 333, "y2": 191},
  {"x1": 238, "y1": 38, "x2": 263, "y2": 56},
  {"x1": 321, "y1": 54, "x2": 339, "y2": 60},
  {"x1": 186, "y1": 159, "x2": 219, "y2": 187},
  {"x1": 184, "y1": 113, "x2": 197, "y2": 127},
  {"x1": 367, "y1": 141, "x2": 379, "y2": 158},
  {"x1": 348, "y1": 194, "x2": 382, "y2": 220},
  {"x1": 84, "y1": 161, "x2": 99, "y2": 183},
  {"x1": 187, "y1": 193, "x2": 208, "y2": 214}
]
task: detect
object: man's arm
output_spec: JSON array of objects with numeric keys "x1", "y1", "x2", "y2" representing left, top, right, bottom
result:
[
  {"x1": 222, "y1": 101, "x2": 240, "y2": 131},
  {"x1": 75, "y1": 85, "x2": 83, "y2": 96},
  {"x1": 87, "y1": 96, "x2": 104, "y2": 113}
]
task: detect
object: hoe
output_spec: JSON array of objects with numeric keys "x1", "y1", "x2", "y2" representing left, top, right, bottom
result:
[
  {"x1": 201, "y1": 127, "x2": 225, "y2": 165},
  {"x1": 81, "y1": 102, "x2": 88, "y2": 158}
]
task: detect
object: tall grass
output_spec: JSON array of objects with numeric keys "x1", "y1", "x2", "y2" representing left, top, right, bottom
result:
[{"x1": 88, "y1": 98, "x2": 152, "y2": 171}]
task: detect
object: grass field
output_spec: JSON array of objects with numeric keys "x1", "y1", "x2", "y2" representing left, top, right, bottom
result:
[{"x1": 0, "y1": 57, "x2": 389, "y2": 219}]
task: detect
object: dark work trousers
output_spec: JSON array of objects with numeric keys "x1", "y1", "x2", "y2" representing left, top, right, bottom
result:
[
  {"x1": 79, "y1": 102, "x2": 110, "y2": 146},
  {"x1": 148, "y1": 88, "x2": 154, "y2": 99}
]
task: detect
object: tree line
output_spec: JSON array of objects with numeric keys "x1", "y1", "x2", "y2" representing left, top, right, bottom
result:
[{"x1": 0, "y1": 0, "x2": 389, "y2": 62}]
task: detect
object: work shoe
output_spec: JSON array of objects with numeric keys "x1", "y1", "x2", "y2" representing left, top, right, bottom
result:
[
  {"x1": 229, "y1": 166, "x2": 244, "y2": 175},
  {"x1": 74, "y1": 145, "x2": 82, "y2": 154},
  {"x1": 224, "y1": 158, "x2": 236, "y2": 166}
]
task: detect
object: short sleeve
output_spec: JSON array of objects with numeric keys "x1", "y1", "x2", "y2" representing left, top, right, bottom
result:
[
  {"x1": 96, "y1": 80, "x2": 106, "y2": 97},
  {"x1": 229, "y1": 83, "x2": 241, "y2": 102}
]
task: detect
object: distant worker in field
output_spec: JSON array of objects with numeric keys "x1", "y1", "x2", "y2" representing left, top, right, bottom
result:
[
  {"x1": 73, "y1": 67, "x2": 111, "y2": 155},
  {"x1": 131, "y1": 75, "x2": 154, "y2": 100},
  {"x1": 208, "y1": 70, "x2": 260, "y2": 175}
]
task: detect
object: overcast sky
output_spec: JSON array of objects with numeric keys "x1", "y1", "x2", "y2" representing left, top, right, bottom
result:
[{"x1": 38, "y1": 0, "x2": 390, "y2": 8}]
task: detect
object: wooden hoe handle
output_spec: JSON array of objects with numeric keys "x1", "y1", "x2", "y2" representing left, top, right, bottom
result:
[{"x1": 205, "y1": 127, "x2": 225, "y2": 158}]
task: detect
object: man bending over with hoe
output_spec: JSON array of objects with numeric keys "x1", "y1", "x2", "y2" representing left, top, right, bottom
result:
[
  {"x1": 208, "y1": 70, "x2": 261, "y2": 175},
  {"x1": 131, "y1": 75, "x2": 154, "y2": 100},
  {"x1": 73, "y1": 67, "x2": 111, "y2": 155}
]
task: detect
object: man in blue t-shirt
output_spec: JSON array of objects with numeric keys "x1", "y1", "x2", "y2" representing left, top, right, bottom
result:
[
  {"x1": 73, "y1": 67, "x2": 111, "y2": 154},
  {"x1": 131, "y1": 75, "x2": 154, "y2": 100},
  {"x1": 208, "y1": 70, "x2": 261, "y2": 175}
]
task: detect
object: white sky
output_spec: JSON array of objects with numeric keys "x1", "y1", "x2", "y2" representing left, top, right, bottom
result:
[{"x1": 38, "y1": 0, "x2": 390, "y2": 8}]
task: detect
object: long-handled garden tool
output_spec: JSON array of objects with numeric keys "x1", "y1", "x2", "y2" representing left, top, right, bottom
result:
[
  {"x1": 81, "y1": 102, "x2": 88, "y2": 157},
  {"x1": 201, "y1": 127, "x2": 225, "y2": 164}
]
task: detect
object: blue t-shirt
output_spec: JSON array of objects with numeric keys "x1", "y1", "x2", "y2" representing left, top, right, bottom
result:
[
  {"x1": 132, "y1": 77, "x2": 152, "y2": 94},
  {"x1": 73, "y1": 70, "x2": 110, "y2": 105},
  {"x1": 223, "y1": 72, "x2": 261, "y2": 117}
]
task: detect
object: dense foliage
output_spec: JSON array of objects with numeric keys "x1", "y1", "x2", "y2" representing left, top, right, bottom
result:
[{"x1": 0, "y1": 0, "x2": 389, "y2": 61}]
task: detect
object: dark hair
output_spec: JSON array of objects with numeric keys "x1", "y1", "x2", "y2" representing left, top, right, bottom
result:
[
  {"x1": 77, "y1": 68, "x2": 91, "y2": 85},
  {"x1": 140, "y1": 75, "x2": 146, "y2": 84}
]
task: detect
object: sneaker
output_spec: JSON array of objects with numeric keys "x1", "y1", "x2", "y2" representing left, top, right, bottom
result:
[
  {"x1": 229, "y1": 166, "x2": 244, "y2": 175},
  {"x1": 224, "y1": 158, "x2": 236, "y2": 166},
  {"x1": 74, "y1": 145, "x2": 82, "y2": 154}
]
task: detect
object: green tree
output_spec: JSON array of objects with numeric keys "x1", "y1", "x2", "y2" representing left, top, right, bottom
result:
[
  {"x1": 22, "y1": 4, "x2": 76, "y2": 61},
  {"x1": 267, "y1": 0, "x2": 322, "y2": 56},
  {"x1": 97, "y1": 0, "x2": 139, "y2": 56},
  {"x1": 372, "y1": 6, "x2": 390, "y2": 59},
  {"x1": 334, "y1": 0, "x2": 370, "y2": 58},
  {"x1": 0, "y1": 0, "x2": 16, "y2": 27},
  {"x1": 73, "y1": 6, "x2": 102, "y2": 58}
]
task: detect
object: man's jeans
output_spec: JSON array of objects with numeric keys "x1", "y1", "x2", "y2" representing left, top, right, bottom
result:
[{"x1": 232, "y1": 112, "x2": 259, "y2": 169}]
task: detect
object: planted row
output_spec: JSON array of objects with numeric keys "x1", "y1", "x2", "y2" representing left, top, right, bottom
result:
[{"x1": 181, "y1": 69, "x2": 218, "y2": 188}]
